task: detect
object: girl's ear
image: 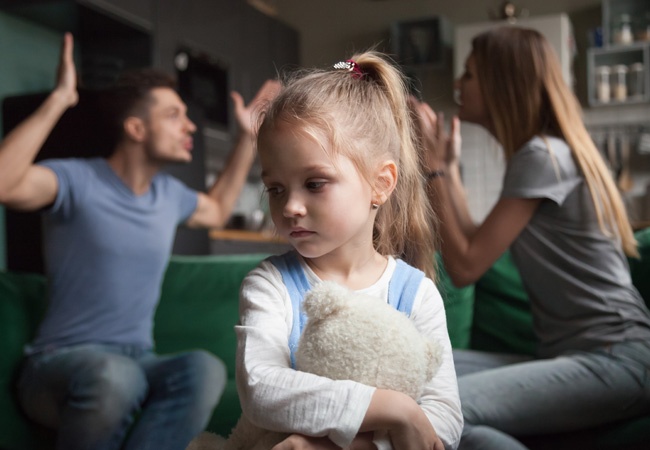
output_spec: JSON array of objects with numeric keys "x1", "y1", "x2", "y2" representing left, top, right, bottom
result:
[
  {"x1": 373, "y1": 160, "x2": 398, "y2": 206},
  {"x1": 123, "y1": 116, "x2": 146, "y2": 142}
]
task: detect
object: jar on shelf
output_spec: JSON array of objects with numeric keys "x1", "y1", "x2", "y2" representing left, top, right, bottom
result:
[
  {"x1": 612, "y1": 64, "x2": 628, "y2": 101},
  {"x1": 613, "y1": 14, "x2": 634, "y2": 45},
  {"x1": 629, "y1": 62, "x2": 645, "y2": 98},
  {"x1": 636, "y1": 12, "x2": 650, "y2": 42},
  {"x1": 596, "y1": 66, "x2": 611, "y2": 103}
]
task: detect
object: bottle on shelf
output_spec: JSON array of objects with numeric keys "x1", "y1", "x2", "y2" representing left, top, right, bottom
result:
[
  {"x1": 636, "y1": 12, "x2": 650, "y2": 42},
  {"x1": 629, "y1": 62, "x2": 645, "y2": 99},
  {"x1": 613, "y1": 13, "x2": 634, "y2": 45},
  {"x1": 612, "y1": 64, "x2": 629, "y2": 101},
  {"x1": 596, "y1": 66, "x2": 611, "y2": 103}
]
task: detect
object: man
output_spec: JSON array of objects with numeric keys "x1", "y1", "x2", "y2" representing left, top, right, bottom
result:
[{"x1": 0, "y1": 33, "x2": 279, "y2": 450}]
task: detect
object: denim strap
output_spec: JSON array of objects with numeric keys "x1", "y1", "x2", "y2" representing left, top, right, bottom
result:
[
  {"x1": 269, "y1": 252, "x2": 424, "y2": 368},
  {"x1": 268, "y1": 251, "x2": 311, "y2": 368},
  {"x1": 388, "y1": 259, "x2": 425, "y2": 316}
]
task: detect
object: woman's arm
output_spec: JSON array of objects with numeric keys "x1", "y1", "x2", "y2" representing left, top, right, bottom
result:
[{"x1": 412, "y1": 100, "x2": 540, "y2": 287}]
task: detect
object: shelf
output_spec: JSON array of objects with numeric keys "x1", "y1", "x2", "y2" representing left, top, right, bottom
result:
[
  {"x1": 587, "y1": 41, "x2": 649, "y2": 107},
  {"x1": 585, "y1": 0, "x2": 650, "y2": 107}
]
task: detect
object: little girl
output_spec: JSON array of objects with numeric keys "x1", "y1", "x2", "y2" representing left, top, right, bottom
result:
[{"x1": 235, "y1": 52, "x2": 463, "y2": 450}]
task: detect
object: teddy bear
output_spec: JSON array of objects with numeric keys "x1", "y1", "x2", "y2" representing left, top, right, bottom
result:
[{"x1": 187, "y1": 281, "x2": 442, "y2": 450}]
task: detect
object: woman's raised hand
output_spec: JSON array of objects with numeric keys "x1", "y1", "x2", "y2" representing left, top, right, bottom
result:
[{"x1": 410, "y1": 97, "x2": 461, "y2": 172}]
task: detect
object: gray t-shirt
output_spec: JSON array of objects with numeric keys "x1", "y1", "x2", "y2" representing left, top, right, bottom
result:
[
  {"x1": 502, "y1": 136, "x2": 650, "y2": 358},
  {"x1": 27, "y1": 158, "x2": 198, "y2": 353}
]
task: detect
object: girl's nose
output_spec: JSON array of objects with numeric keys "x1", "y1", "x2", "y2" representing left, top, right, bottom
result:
[{"x1": 282, "y1": 193, "x2": 306, "y2": 218}]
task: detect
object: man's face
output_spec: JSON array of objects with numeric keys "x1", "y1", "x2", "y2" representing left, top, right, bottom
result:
[{"x1": 142, "y1": 87, "x2": 197, "y2": 164}]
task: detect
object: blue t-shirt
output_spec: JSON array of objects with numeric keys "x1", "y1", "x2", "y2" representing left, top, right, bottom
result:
[{"x1": 27, "y1": 158, "x2": 198, "y2": 353}]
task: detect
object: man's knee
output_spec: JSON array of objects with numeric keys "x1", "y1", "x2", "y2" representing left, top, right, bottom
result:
[
  {"x1": 183, "y1": 350, "x2": 227, "y2": 406},
  {"x1": 72, "y1": 353, "x2": 148, "y2": 423}
]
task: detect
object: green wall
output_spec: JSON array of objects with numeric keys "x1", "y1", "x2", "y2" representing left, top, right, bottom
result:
[{"x1": 0, "y1": 11, "x2": 62, "y2": 270}]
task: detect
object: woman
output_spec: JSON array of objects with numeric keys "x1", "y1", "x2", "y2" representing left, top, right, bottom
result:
[{"x1": 412, "y1": 26, "x2": 650, "y2": 449}]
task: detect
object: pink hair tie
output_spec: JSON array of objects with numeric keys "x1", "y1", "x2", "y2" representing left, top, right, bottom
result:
[{"x1": 333, "y1": 59, "x2": 363, "y2": 79}]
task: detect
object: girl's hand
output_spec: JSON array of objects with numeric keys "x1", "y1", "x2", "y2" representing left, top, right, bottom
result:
[
  {"x1": 387, "y1": 404, "x2": 445, "y2": 450},
  {"x1": 410, "y1": 97, "x2": 461, "y2": 172},
  {"x1": 272, "y1": 434, "x2": 341, "y2": 450},
  {"x1": 54, "y1": 32, "x2": 78, "y2": 108},
  {"x1": 367, "y1": 389, "x2": 444, "y2": 450},
  {"x1": 348, "y1": 432, "x2": 376, "y2": 450}
]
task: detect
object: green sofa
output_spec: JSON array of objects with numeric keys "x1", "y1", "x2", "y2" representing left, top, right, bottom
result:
[{"x1": 2, "y1": 229, "x2": 650, "y2": 449}]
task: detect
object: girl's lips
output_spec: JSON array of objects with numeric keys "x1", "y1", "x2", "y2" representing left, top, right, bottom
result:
[
  {"x1": 184, "y1": 138, "x2": 194, "y2": 151},
  {"x1": 289, "y1": 229, "x2": 314, "y2": 238}
]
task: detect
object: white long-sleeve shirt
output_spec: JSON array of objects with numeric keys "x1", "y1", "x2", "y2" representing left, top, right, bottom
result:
[{"x1": 235, "y1": 256, "x2": 463, "y2": 449}]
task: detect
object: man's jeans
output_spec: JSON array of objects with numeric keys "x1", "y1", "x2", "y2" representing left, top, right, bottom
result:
[
  {"x1": 16, "y1": 343, "x2": 226, "y2": 450},
  {"x1": 454, "y1": 341, "x2": 650, "y2": 450}
]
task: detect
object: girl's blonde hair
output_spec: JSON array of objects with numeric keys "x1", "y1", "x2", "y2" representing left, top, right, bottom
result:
[
  {"x1": 472, "y1": 27, "x2": 638, "y2": 257},
  {"x1": 258, "y1": 51, "x2": 438, "y2": 278}
]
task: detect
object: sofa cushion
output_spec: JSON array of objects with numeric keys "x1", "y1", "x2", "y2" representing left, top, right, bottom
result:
[
  {"x1": 154, "y1": 253, "x2": 268, "y2": 437},
  {"x1": 0, "y1": 271, "x2": 55, "y2": 450},
  {"x1": 435, "y1": 254, "x2": 475, "y2": 349}
]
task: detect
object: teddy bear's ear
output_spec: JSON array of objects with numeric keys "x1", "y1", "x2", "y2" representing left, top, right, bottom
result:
[{"x1": 302, "y1": 281, "x2": 349, "y2": 319}]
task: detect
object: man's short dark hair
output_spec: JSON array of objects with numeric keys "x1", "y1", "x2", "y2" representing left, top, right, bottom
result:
[{"x1": 102, "y1": 68, "x2": 178, "y2": 148}]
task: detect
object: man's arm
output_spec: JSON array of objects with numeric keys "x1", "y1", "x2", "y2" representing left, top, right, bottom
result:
[
  {"x1": 186, "y1": 79, "x2": 280, "y2": 229},
  {"x1": 0, "y1": 32, "x2": 78, "y2": 211}
]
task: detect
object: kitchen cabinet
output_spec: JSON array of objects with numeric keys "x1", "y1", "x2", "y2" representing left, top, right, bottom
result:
[{"x1": 587, "y1": 0, "x2": 650, "y2": 106}]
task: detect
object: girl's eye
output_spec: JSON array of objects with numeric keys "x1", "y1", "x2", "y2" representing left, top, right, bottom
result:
[
  {"x1": 265, "y1": 185, "x2": 284, "y2": 196},
  {"x1": 306, "y1": 181, "x2": 326, "y2": 191}
]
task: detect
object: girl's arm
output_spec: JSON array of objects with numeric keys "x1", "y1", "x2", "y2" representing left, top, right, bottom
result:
[
  {"x1": 378, "y1": 277, "x2": 462, "y2": 448},
  {"x1": 412, "y1": 100, "x2": 541, "y2": 287},
  {"x1": 236, "y1": 264, "x2": 376, "y2": 448}
]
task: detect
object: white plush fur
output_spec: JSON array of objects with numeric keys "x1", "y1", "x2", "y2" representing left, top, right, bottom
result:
[{"x1": 187, "y1": 281, "x2": 442, "y2": 450}]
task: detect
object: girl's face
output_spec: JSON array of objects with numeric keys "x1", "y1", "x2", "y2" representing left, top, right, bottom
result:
[
  {"x1": 455, "y1": 54, "x2": 489, "y2": 128},
  {"x1": 258, "y1": 121, "x2": 376, "y2": 261}
]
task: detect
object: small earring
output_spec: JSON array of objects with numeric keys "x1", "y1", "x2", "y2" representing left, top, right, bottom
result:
[{"x1": 371, "y1": 203, "x2": 379, "y2": 210}]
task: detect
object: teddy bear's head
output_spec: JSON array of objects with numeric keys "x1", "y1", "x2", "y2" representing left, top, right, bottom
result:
[{"x1": 295, "y1": 281, "x2": 441, "y2": 400}]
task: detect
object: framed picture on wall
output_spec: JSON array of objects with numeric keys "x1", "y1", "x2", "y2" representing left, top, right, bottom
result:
[{"x1": 391, "y1": 17, "x2": 450, "y2": 69}]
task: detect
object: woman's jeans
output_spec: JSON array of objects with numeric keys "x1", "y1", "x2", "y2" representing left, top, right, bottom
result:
[
  {"x1": 16, "y1": 343, "x2": 226, "y2": 450},
  {"x1": 454, "y1": 341, "x2": 650, "y2": 450}
]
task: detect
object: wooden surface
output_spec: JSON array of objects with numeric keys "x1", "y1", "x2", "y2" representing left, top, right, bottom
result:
[{"x1": 209, "y1": 229, "x2": 286, "y2": 243}]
